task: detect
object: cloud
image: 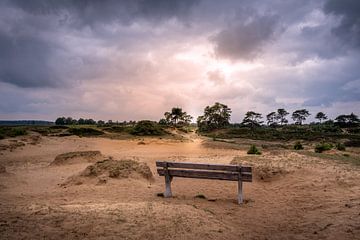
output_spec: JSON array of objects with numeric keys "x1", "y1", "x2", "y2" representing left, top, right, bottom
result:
[
  {"x1": 0, "y1": 0, "x2": 200, "y2": 88},
  {"x1": 0, "y1": 0, "x2": 359, "y2": 121},
  {"x1": 0, "y1": 31, "x2": 60, "y2": 87},
  {"x1": 211, "y1": 13, "x2": 281, "y2": 60},
  {"x1": 324, "y1": 0, "x2": 360, "y2": 48},
  {"x1": 207, "y1": 70, "x2": 225, "y2": 85},
  {"x1": 10, "y1": 0, "x2": 199, "y2": 27}
]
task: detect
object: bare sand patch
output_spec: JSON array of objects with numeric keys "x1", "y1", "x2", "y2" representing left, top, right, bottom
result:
[{"x1": 0, "y1": 135, "x2": 360, "y2": 239}]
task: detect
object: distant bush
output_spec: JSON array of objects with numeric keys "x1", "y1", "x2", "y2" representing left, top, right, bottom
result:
[
  {"x1": 68, "y1": 127, "x2": 104, "y2": 137},
  {"x1": 247, "y1": 145, "x2": 261, "y2": 155},
  {"x1": 0, "y1": 127, "x2": 27, "y2": 138},
  {"x1": 103, "y1": 126, "x2": 127, "y2": 133},
  {"x1": 347, "y1": 127, "x2": 360, "y2": 134},
  {"x1": 130, "y1": 120, "x2": 164, "y2": 136},
  {"x1": 344, "y1": 140, "x2": 360, "y2": 147},
  {"x1": 336, "y1": 143, "x2": 346, "y2": 151},
  {"x1": 293, "y1": 141, "x2": 304, "y2": 150},
  {"x1": 314, "y1": 143, "x2": 333, "y2": 153},
  {"x1": 50, "y1": 125, "x2": 69, "y2": 129}
]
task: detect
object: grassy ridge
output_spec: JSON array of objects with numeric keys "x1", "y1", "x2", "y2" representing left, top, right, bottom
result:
[
  {"x1": 0, "y1": 121, "x2": 169, "y2": 139},
  {"x1": 201, "y1": 125, "x2": 360, "y2": 141}
]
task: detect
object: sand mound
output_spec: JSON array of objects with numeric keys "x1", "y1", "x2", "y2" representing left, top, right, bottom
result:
[
  {"x1": 51, "y1": 151, "x2": 106, "y2": 166},
  {"x1": 63, "y1": 159, "x2": 153, "y2": 186},
  {"x1": 0, "y1": 164, "x2": 6, "y2": 173},
  {"x1": 231, "y1": 156, "x2": 289, "y2": 181},
  {"x1": 253, "y1": 165, "x2": 288, "y2": 181},
  {"x1": 81, "y1": 159, "x2": 153, "y2": 179}
]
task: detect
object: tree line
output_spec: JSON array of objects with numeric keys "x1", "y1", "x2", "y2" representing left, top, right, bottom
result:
[
  {"x1": 55, "y1": 102, "x2": 360, "y2": 130},
  {"x1": 160, "y1": 103, "x2": 359, "y2": 131},
  {"x1": 55, "y1": 117, "x2": 136, "y2": 126}
]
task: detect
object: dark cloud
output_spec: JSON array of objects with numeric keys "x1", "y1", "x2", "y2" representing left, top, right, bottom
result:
[
  {"x1": 0, "y1": 0, "x2": 199, "y2": 88},
  {"x1": 10, "y1": 0, "x2": 199, "y2": 27},
  {"x1": 211, "y1": 14, "x2": 281, "y2": 60},
  {"x1": 0, "y1": 31, "x2": 60, "y2": 88},
  {"x1": 324, "y1": 0, "x2": 360, "y2": 48}
]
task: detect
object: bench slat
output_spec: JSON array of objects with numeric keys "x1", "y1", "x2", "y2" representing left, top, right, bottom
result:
[
  {"x1": 156, "y1": 161, "x2": 251, "y2": 173},
  {"x1": 157, "y1": 169, "x2": 252, "y2": 182}
]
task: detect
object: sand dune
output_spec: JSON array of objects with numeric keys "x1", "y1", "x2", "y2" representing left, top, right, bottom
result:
[{"x1": 0, "y1": 133, "x2": 359, "y2": 239}]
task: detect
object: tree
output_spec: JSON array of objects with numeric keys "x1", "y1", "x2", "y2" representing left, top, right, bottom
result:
[
  {"x1": 315, "y1": 112, "x2": 327, "y2": 123},
  {"x1": 197, "y1": 102, "x2": 232, "y2": 131},
  {"x1": 84, "y1": 119, "x2": 96, "y2": 125},
  {"x1": 158, "y1": 118, "x2": 168, "y2": 125},
  {"x1": 78, "y1": 118, "x2": 85, "y2": 125},
  {"x1": 335, "y1": 113, "x2": 360, "y2": 127},
  {"x1": 55, "y1": 117, "x2": 66, "y2": 125},
  {"x1": 276, "y1": 108, "x2": 289, "y2": 125},
  {"x1": 292, "y1": 109, "x2": 310, "y2": 125},
  {"x1": 266, "y1": 112, "x2": 277, "y2": 126},
  {"x1": 242, "y1": 111, "x2": 263, "y2": 128},
  {"x1": 164, "y1": 107, "x2": 192, "y2": 126}
]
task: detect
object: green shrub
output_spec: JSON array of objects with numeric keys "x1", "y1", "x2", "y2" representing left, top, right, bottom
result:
[
  {"x1": 336, "y1": 143, "x2": 346, "y2": 151},
  {"x1": 68, "y1": 127, "x2": 104, "y2": 137},
  {"x1": 293, "y1": 141, "x2": 304, "y2": 150},
  {"x1": 314, "y1": 143, "x2": 333, "y2": 153},
  {"x1": 130, "y1": 120, "x2": 164, "y2": 136},
  {"x1": 247, "y1": 145, "x2": 261, "y2": 155},
  {"x1": 0, "y1": 127, "x2": 27, "y2": 138},
  {"x1": 103, "y1": 126, "x2": 127, "y2": 133}
]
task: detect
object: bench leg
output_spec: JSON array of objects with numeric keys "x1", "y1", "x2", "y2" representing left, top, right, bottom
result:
[
  {"x1": 164, "y1": 174, "x2": 172, "y2": 198},
  {"x1": 238, "y1": 180, "x2": 243, "y2": 204}
]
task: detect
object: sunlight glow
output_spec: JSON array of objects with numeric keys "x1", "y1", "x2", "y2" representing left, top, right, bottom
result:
[{"x1": 174, "y1": 44, "x2": 263, "y2": 78}]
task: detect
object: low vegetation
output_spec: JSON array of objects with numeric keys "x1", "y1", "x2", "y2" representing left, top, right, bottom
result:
[
  {"x1": 299, "y1": 151, "x2": 360, "y2": 166},
  {"x1": 67, "y1": 127, "x2": 104, "y2": 137},
  {"x1": 336, "y1": 143, "x2": 346, "y2": 151},
  {"x1": 130, "y1": 120, "x2": 165, "y2": 136},
  {"x1": 293, "y1": 141, "x2": 304, "y2": 150},
  {"x1": 0, "y1": 127, "x2": 27, "y2": 139},
  {"x1": 247, "y1": 145, "x2": 261, "y2": 155},
  {"x1": 314, "y1": 143, "x2": 333, "y2": 153}
]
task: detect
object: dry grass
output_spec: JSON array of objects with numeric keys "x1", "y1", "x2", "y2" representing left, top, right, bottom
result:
[
  {"x1": 50, "y1": 151, "x2": 106, "y2": 166},
  {"x1": 81, "y1": 159, "x2": 153, "y2": 180}
]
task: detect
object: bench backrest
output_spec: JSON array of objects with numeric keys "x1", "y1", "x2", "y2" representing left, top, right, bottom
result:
[{"x1": 156, "y1": 161, "x2": 252, "y2": 182}]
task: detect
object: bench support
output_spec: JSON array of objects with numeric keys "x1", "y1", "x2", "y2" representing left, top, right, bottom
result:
[
  {"x1": 238, "y1": 178, "x2": 243, "y2": 204},
  {"x1": 164, "y1": 164, "x2": 173, "y2": 198},
  {"x1": 237, "y1": 168, "x2": 243, "y2": 204}
]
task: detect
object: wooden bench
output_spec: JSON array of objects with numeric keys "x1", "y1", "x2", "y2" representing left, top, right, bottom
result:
[{"x1": 156, "y1": 161, "x2": 252, "y2": 204}]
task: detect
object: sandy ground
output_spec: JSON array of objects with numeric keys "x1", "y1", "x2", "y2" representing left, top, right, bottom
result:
[{"x1": 0, "y1": 132, "x2": 360, "y2": 240}]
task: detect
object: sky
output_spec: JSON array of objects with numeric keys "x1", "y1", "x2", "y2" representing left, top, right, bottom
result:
[{"x1": 0, "y1": 0, "x2": 359, "y2": 123}]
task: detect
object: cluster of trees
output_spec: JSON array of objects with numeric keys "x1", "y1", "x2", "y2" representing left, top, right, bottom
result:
[
  {"x1": 165, "y1": 103, "x2": 359, "y2": 131},
  {"x1": 245, "y1": 109, "x2": 359, "y2": 128},
  {"x1": 55, "y1": 117, "x2": 136, "y2": 126},
  {"x1": 55, "y1": 103, "x2": 359, "y2": 131},
  {"x1": 197, "y1": 102, "x2": 232, "y2": 131}
]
